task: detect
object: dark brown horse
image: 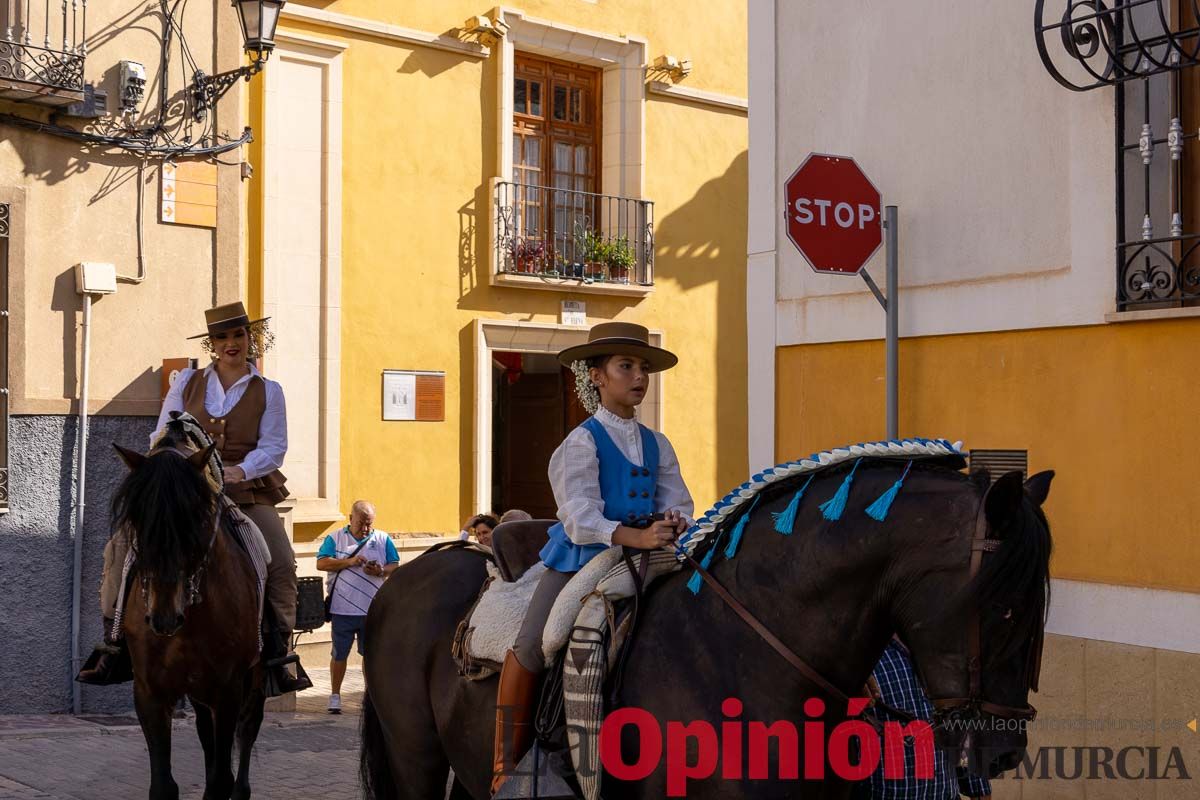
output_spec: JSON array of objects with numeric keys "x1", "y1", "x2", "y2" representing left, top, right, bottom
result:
[
  {"x1": 360, "y1": 459, "x2": 1054, "y2": 799},
  {"x1": 113, "y1": 417, "x2": 266, "y2": 800}
]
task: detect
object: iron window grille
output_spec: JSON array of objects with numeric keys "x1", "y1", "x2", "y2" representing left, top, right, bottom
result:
[
  {"x1": 0, "y1": 0, "x2": 87, "y2": 98},
  {"x1": 1036, "y1": 1, "x2": 1200, "y2": 309},
  {"x1": 494, "y1": 180, "x2": 654, "y2": 286}
]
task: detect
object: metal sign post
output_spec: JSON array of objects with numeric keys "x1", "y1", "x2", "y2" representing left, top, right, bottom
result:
[{"x1": 857, "y1": 206, "x2": 898, "y2": 440}]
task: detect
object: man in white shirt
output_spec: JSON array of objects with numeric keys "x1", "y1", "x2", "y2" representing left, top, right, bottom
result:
[{"x1": 316, "y1": 501, "x2": 399, "y2": 713}]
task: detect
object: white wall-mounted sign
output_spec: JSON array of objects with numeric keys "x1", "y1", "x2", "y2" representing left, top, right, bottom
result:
[
  {"x1": 561, "y1": 300, "x2": 587, "y2": 326},
  {"x1": 382, "y1": 371, "x2": 417, "y2": 421},
  {"x1": 382, "y1": 370, "x2": 447, "y2": 421}
]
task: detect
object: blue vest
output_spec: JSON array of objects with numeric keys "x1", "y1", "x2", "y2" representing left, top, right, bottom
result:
[{"x1": 540, "y1": 416, "x2": 660, "y2": 572}]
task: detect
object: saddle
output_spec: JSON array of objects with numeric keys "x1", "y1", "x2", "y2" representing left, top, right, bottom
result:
[{"x1": 491, "y1": 519, "x2": 554, "y2": 582}]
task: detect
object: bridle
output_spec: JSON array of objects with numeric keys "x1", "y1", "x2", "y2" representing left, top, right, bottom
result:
[
  {"x1": 929, "y1": 503, "x2": 1042, "y2": 725},
  {"x1": 136, "y1": 445, "x2": 221, "y2": 626},
  {"x1": 680, "y1": 496, "x2": 1044, "y2": 728}
]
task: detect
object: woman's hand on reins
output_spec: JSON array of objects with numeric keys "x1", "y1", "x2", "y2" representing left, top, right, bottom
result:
[
  {"x1": 612, "y1": 516, "x2": 682, "y2": 550},
  {"x1": 222, "y1": 465, "x2": 245, "y2": 484}
]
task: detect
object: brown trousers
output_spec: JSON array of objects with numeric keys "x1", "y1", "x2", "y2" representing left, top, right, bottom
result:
[{"x1": 99, "y1": 502, "x2": 297, "y2": 632}]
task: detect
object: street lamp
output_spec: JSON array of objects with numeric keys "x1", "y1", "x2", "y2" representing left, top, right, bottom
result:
[{"x1": 191, "y1": 0, "x2": 287, "y2": 121}]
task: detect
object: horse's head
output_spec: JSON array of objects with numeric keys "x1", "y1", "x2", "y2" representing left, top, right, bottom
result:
[
  {"x1": 113, "y1": 420, "x2": 219, "y2": 637},
  {"x1": 895, "y1": 468, "x2": 1054, "y2": 779}
]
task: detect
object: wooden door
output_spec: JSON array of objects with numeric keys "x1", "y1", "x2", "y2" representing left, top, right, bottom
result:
[{"x1": 499, "y1": 373, "x2": 564, "y2": 519}]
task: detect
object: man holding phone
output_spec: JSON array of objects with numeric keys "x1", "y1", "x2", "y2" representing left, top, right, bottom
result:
[{"x1": 315, "y1": 500, "x2": 399, "y2": 713}]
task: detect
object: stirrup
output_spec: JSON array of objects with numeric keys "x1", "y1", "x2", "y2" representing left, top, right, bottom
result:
[{"x1": 76, "y1": 639, "x2": 132, "y2": 685}]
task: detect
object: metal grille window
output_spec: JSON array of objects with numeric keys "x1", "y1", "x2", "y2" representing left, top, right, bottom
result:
[
  {"x1": 967, "y1": 449, "x2": 1029, "y2": 482},
  {"x1": 0, "y1": 202, "x2": 8, "y2": 509},
  {"x1": 1037, "y1": 1, "x2": 1200, "y2": 310}
]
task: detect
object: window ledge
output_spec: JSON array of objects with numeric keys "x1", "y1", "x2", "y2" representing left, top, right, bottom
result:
[
  {"x1": 280, "y1": 498, "x2": 344, "y2": 524},
  {"x1": 1104, "y1": 306, "x2": 1200, "y2": 324},
  {"x1": 491, "y1": 272, "x2": 653, "y2": 297}
]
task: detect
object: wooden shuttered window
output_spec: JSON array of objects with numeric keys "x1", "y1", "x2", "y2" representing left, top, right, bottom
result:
[{"x1": 513, "y1": 53, "x2": 601, "y2": 242}]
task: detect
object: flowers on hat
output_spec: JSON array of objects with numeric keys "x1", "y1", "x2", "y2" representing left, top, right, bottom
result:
[{"x1": 570, "y1": 359, "x2": 600, "y2": 415}]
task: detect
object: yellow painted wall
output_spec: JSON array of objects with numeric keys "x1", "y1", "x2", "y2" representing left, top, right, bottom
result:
[
  {"x1": 252, "y1": 2, "x2": 747, "y2": 538},
  {"x1": 775, "y1": 320, "x2": 1200, "y2": 593}
]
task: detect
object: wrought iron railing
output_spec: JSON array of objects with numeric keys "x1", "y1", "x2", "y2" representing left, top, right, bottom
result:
[
  {"x1": 0, "y1": 0, "x2": 87, "y2": 93},
  {"x1": 1037, "y1": 1, "x2": 1200, "y2": 308},
  {"x1": 495, "y1": 181, "x2": 654, "y2": 286}
]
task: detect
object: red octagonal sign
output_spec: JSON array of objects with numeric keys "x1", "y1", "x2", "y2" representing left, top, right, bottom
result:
[{"x1": 784, "y1": 153, "x2": 882, "y2": 274}]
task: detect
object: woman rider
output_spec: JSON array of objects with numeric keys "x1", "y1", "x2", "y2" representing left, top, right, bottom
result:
[
  {"x1": 78, "y1": 301, "x2": 310, "y2": 695},
  {"x1": 491, "y1": 322, "x2": 694, "y2": 792}
]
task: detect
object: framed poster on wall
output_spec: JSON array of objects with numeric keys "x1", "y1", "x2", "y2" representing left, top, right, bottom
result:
[{"x1": 382, "y1": 370, "x2": 445, "y2": 421}]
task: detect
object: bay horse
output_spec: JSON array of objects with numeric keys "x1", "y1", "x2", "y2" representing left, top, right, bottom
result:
[
  {"x1": 113, "y1": 416, "x2": 266, "y2": 800},
  {"x1": 360, "y1": 458, "x2": 1053, "y2": 799}
]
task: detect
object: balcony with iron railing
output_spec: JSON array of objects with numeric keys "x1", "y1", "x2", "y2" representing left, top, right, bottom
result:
[
  {"x1": 493, "y1": 180, "x2": 654, "y2": 295},
  {"x1": 1, "y1": 0, "x2": 87, "y2": 105}
]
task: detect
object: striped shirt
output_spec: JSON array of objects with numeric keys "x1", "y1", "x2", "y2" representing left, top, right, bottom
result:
[
  {"x1": 316, "y1": 527, "x2": 399, "y2": 616},
  {"x1": 854, "y1": 640, "x2": 992, "y2": 800}
]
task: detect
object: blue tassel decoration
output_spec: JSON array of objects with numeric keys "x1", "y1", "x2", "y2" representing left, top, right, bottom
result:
[
  {"x1": 723, "y1": 495, "x2": 761, "y2": 559},
  {"x1": 687, "y1": 545, "x2": 718, "y2": 594},
  {"x1": 866, "y1": 461, "x2": 913, "y2": 522},
  {"x1": 819, "y1": 458, "x2": 862, "y2": 521},
  {"x1": 772, "y1": 475, "x2": 815, "y2": 535}
]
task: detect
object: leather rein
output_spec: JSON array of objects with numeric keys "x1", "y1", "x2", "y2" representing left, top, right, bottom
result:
[{"x1": 679, "y1": 500, "x2": 1042, "y2": 727}]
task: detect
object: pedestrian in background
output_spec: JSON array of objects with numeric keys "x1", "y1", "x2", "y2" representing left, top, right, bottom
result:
[
  {"x1": 856, "y1": 638, "x2": 992, "y2": 800},
  {"x1": 316, "y1": 500, "x2": 398, "y2": 714},
  {"x1": 459, "y1": 513, "x2": 499, "y2": 547}
]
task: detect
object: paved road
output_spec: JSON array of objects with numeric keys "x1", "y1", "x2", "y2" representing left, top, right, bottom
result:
[{"x1": 0, "y1": 669, "x2": 370, "y2": 800}]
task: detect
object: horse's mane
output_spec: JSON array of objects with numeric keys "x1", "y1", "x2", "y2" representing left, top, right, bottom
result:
[{"x1": 113, "y1": 422, "x2": 218, "y2": 582}]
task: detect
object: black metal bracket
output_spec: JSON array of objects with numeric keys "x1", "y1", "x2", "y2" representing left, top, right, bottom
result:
[{"x1": 190, "y1": 58, "x2": 265, "y2": 122}]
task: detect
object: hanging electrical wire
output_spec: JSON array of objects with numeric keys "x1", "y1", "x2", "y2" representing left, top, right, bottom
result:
[{"x1": 0, "y1": 0, "x2": 251, "y2": 161}]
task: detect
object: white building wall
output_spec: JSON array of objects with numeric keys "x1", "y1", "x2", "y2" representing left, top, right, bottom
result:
[{"x1": 756, "y1": 0, "x2": 1115, "y2": 348}]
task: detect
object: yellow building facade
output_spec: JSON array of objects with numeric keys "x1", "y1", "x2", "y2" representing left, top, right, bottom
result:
[{"x1": 245, "y1": 2, "x2": 748, "y2": 547}]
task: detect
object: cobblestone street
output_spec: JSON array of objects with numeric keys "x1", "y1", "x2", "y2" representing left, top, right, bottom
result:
[{"x1": 0, "y1": 669, "x2": 368, "y2": 800}]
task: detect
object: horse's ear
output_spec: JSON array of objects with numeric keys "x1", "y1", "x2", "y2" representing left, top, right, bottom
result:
[
  {"x1": 1024, "y1": 470, "x2": 1055, "y2": 507},
  {"x1": 188, "y1": 443, "x2": 216, "y2": 471},
  {"x1": 983, "y1": 470, "x2": 1025, "y2": 533},
  {"x1": 113, "y1": 443, "x2": 146, "y2": 471}
]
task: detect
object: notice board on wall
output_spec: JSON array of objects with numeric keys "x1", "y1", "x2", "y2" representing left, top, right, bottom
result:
[{"x1": 382, "y1": 370, "x2": 445, "y2": 421}]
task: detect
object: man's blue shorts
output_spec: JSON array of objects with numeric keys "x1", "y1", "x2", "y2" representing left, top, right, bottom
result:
[{"x1": 330, "y1": 613, "x2": 366, "y2": 661}]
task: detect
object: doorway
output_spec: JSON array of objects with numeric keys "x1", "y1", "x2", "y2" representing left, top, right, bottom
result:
[{"x1": 491, "y1": 351, "x2": 589, "y2": 519}]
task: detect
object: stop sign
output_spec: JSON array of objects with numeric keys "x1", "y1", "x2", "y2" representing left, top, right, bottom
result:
[{"x1": 784, "y1": 153, "x2": 882, "y2": 274}]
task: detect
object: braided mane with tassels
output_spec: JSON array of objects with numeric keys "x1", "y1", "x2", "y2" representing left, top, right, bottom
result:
[{"x1": 675, "y1": 438, "x2": 967, "y2": 593}]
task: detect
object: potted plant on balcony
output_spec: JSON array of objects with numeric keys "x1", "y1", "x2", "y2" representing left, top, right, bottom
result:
[
  {"x1": 604, "y1": 235, "x2": 637, "y2": 283},
  {"x1": 575, "y1": 226, "x2": 606, "y2": 280},
  {"x1": 510, "y1": 239, "x2": 547, "y2": 274}
]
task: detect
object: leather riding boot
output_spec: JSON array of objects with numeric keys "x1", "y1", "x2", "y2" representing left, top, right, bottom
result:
[
  {"x1": 262, "y1": 627, "x2": 313, "y2": 697},
  {"x1": 490, "y1": 650, "x2": 540, "y2": 796},
  {"x1": 76, "y1": 617, "x2": 131, "y2": 685}
]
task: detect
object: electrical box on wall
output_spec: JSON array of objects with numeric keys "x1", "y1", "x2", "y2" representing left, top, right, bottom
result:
[
  {"x1": 74, "y1": 262, "x2": 117, "y2": 295},
  {"x1": 119, "y1": 60, "x2": 147, "y2": 113}
]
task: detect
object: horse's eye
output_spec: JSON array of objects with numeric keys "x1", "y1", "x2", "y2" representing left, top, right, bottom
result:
[{"x1": 1002, "y1": 608, "x2": 1014, "y2": 620}]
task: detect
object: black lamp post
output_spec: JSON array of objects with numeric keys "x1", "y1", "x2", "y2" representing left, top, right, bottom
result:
[{"x1": 191, "y1": 0, "x2": 287, "y2": 121}]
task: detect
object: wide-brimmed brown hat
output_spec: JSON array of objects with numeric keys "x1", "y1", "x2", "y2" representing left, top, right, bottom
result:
[
  {"x1": 556, "y1": 321, "x2": 677, "y2": 372},
  {"x1": 187, "y1": 301, "x2": 269, "y2": 340}
]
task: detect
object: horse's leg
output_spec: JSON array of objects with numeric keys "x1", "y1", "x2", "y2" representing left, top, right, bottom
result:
[
  {"x1": 231, "y1": 689, "x2": 265, "y2": 800},
  {"x1": 194, "y1": 702, "x2": 216, "y2": 776},
  {"x1": 133, "y1": 683, "x2": 179, "y2": 800},
  {"x1": 202, "y1": 698, "x2": 239, "y2": 800}
]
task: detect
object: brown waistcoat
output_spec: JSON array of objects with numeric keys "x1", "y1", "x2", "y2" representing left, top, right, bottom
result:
[{"x1": 182, "y1": 369, "x2": 289, "y2": 506}]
